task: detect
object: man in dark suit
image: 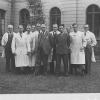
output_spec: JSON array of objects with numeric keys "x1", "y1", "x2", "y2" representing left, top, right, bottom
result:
[
  {"x1": 49, "y1": 24, "x2": 60, "y2": 74},
  {"x1": 55, "y1": 24, "x2": 70, "y2": 76},
  {"x1": 37, "y1": 24, "x2": 51, "y2": 75}
]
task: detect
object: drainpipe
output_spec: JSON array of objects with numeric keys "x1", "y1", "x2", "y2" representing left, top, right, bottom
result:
[
  {"x1": 10, "y1": 0, "x2": 15, "y2": 27},
  {"x1": 76, "y1": 0, "x2": 78, "y2": 23}
]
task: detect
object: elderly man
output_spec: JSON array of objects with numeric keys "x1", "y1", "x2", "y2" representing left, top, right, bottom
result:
[
  {"x1": 1, "y1": 25, "x2": 15, "y2": 72},
  {"x1": 84, "y1": 24, "x2": 97, "y2": 74},
  {"x1": 49, "y1": 24, "x2": 60, "y2": 74},
  {"x1": 37, "y1": 24, "x2": 51, "y2": 75},
  {"x1": 70, "y1": 23, "x2": 86, "y2": 75}
]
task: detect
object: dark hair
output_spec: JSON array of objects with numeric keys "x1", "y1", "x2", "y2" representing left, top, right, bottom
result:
[
  {"x1": 72, "y1": 23, "x2": 78, "y2": 27},
  {"x1": 59, "y1": 24, "x2": 65, "y2": 27}
]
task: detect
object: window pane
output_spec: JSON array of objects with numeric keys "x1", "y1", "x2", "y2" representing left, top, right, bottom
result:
[{"x1": 50, "y1": 7, "x2": 61, "y2": 30}]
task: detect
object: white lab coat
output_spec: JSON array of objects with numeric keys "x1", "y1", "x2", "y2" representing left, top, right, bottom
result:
[
  {"x1": 11, "y1": 32, "x2": 31, "y2": 67},
  {"x1": 30, "y1": 31, "x2": 39, "y2": 66},
  {"x1": 70, "y1": 31, "x2": 86, "y2": 64}
]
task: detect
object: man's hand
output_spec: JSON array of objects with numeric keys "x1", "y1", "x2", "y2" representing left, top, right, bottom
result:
[{"x1": 80, "y1": 47, "x2": 85, "y2": 52}]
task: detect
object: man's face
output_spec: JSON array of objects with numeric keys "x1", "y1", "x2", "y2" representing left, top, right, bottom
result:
[
  {"x1": 31, "y1": 26, "x2": 35, "y2": 32},
  {"x1": 8, "y1": 27, "x2": 13, "y2": 33},
  {"x1": 84, "y1": 27, "x2": 89, "y2": 32},
  {"x1": 73, "y1": 25, "x2": 78, "y2": 32},
  {"x1": 19, "y1": 26, "x2": 23, "y2": 33},
  {"x1": 27, "y1": 26, "x2": 31, "y2": 32},
  {"x1": 59, "y1": 26, "x2": 64, "y2": 33},
  {"x1": 53, "y1": 26, "x2": 58, "y2": 32},
  {"x1": 36, "y1": 26, "x2": 41, "y2": 31},
  {"x1": 42, "y1": 27, "x2": 46, "y2": 32}
]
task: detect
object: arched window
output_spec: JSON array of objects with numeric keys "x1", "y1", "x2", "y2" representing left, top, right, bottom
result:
[
  {"x1": 19, "y1": 9, "x2": 30, "y2": 31},
  {"x1": 86, "y1": 4, "x2": 100, "y2": 38},
  {"x1": 0, "y1": 9, "x2": 5, "y2": 45},
  {"x1": 50, "y1": 7, "x2": 61, "y2": 30}
]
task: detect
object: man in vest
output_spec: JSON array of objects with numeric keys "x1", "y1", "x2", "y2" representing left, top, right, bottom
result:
[{"x1": 1, "y1": 25, "x2": 15, "y2": 72}]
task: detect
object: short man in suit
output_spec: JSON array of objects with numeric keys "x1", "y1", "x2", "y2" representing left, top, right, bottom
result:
[
  {"x1": 56, "y1": 24, "x2": 70, "y2": 76},
  {"x1": 37, "y1": 24, "x2": 51, "y2": 75}
]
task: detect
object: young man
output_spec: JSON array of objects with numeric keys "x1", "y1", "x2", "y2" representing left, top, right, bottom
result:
[
  {"x1": 49, "y1": 24, "x2": 60, "y2": 74},
  {"x1": 12, "y1": 25, "x2": 30, "y2": 72},
  {"x1": 56, "y1": 24, "x2": 70, "y2": 76},
  {"x1": 1, "y1": 25, "x2": 15, "y2": 72},
  {"x1": 37, "y1": 24, "x2": 51, "y2": 75},
  {"x1": 69, "y1": 23, "x2": 86, "y2": 75},
  {"x1": 84, "y1": 24, "x2": 97, "y2": 74}
]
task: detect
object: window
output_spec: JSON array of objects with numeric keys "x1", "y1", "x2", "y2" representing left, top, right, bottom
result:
[
  {"x1": 19, "y1": 9, "x2": 30, "y2": 31},
  {"x1": 50, "y1": 7, "x2": 61, "y2": 30},
  {"x1": 86, "y1": 5, "x2": 100, "y2": 38},
  {"x1": 0, "y1": 9, "x2": 5, "y2": 45}
]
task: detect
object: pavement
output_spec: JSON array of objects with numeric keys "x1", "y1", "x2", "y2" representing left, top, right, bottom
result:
[{"x1": 0, "y1": 57, "x2": 100, "y2": 93}]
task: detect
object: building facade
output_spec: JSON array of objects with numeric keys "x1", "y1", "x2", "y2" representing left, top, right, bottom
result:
[{"x1": 0, "y1": 0, "x2": 100, "y2": 53}]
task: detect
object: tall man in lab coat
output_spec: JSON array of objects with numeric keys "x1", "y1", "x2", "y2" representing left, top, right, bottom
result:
[
  {"x1": 84, "y1": 24, "x2": 97, "y2": 74},
  {"x1": 69, "y1": 23, "x2": 86, "y2": 75},
  {"x1": 1, "y1": 25, "x2": 15, "y2": 72}
]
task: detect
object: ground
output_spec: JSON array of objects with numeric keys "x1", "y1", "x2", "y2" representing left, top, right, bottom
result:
[{"x1": 0, "y1": 57, "x2": 100, "y2": 94}]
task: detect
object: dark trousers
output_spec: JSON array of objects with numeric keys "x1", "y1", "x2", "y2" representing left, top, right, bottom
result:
[
  {"x1": 5, "y1": 52, "x2": 15, "y2": 72},
  {"x1": 56, "y1": 54, "x2": 68, "y2": 74},
  {"x1": 85, "y1": 46, "x2": 92, "y2": 74},
  {"x1": 40, "y1": 52, "x2": 48, "y2": 73}
]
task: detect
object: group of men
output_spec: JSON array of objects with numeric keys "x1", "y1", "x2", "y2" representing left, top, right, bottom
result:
[{"x1": 1, "y1": 23, "x2": 97, "y2": 76}]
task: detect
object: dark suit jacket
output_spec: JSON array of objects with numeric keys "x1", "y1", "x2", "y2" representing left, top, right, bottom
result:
[
  {"x1": 38, "y1": 31, "x2": 51, "y2": 55},
  {"x1": 56, "y1": 32, "x2": 70, "y2": 54}
]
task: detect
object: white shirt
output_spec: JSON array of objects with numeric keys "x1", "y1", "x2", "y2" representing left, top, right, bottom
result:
[{"x1": 84, "y1": 31, "x2": 97, "y2": 46}]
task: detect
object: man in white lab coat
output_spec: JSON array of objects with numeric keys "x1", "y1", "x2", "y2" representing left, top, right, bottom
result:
[
  {"x1": 69, "y1": 23, "x2": 86, "y2": 75},
  {"x1": 12, "y1": 25, "x2": 31, "y2": 72},
  {"x1": 1, "y1": 25, "x2": 15, "y2": 72},
  {"x1": 84, "y1": 24, "x2": 97, "y2": 74}
]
